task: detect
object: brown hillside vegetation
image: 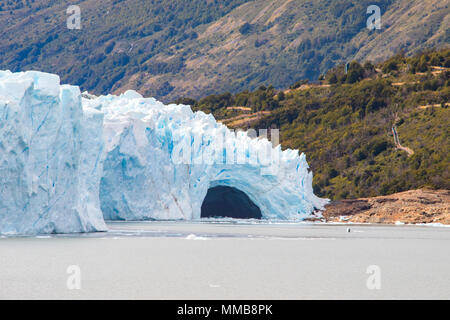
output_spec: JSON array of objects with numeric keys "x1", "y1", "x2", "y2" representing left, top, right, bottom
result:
[{"x1": 0, "y1": 0, "x2": 448, "y2": 102}]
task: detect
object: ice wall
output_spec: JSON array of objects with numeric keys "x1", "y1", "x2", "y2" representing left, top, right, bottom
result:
[
  {"x1": 93, "y1": 91, "x2": 328, "y2": 221},
  {"x1": 0, "y1": 71, "x2": 106, "y2": 235}
]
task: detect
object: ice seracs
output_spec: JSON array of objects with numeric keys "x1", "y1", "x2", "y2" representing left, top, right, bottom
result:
[{"x1": 0, "y1": 71, "x2": 106, "y2": 235}]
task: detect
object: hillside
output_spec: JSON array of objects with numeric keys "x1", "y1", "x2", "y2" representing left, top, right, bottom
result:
[
  {"x1": 0, "y1": 0, "x2": 448, "y2": 102},
  {"x1": 183, "y1": 48, "x2": 450, "y2": 200}
]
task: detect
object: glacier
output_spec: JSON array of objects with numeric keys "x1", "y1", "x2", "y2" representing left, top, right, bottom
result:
[
  {"x1": 0, "y1": 70, "x2": 327, "y2": 235},
  {"x1": 93, "y1": 91, "x2": 328, "y2": 221},
  {"x1": 0, "y1": 71, "x2": 106, "y2": 234}
]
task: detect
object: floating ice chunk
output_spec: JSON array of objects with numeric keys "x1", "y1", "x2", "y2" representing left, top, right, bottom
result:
[{"x1": 185, "y1": 234, "x2": 208, "y2": 240}]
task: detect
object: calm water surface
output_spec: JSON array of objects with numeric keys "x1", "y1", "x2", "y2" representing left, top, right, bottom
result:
[{"x1": 1, "y1": 220, "x2": 449, "y2": 299}]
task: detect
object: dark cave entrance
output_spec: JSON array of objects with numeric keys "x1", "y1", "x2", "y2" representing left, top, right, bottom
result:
[{"x1": 201, "y1": 186, "x2": 262, "y2": 219}]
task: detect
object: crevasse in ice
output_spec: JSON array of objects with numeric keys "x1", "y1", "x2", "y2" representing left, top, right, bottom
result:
[{"x1": 0, "y1": 71, "x2": 328, "y2": 234}]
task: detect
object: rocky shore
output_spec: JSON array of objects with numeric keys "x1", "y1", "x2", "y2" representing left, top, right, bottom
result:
[{"x1": 322, "y1": 189, "x2": 450, "y2": 225}]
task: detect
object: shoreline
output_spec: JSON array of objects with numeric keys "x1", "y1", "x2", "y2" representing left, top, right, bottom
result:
[{"x1": 322, "y1": 189, "x2": 449, "y2": 225}]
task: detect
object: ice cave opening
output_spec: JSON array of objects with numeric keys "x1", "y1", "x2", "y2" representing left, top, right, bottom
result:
[{"x1": 200, "y1": 186, "x2": 262, "y2": 219}]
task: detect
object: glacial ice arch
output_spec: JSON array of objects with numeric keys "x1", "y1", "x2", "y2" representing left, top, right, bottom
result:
[{"x1": 94, "y1": 90, "x2": 328, "y2": 221}]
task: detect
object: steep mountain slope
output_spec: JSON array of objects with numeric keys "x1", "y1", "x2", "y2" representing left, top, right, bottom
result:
[
  {"x1": 0, "y1": 0, "x2": 448, "y2": 102},
  {"x1": 352, "y1": 0, "x2": 449, "y2": 62},
  {"x1": 174, "y1": 0, "x2": 448, "y2": 100}
]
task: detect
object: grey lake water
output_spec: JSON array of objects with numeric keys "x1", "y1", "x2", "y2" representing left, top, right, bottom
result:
[{"x1": 0, "y1": 220, "x2": 449, "y2": 299}]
